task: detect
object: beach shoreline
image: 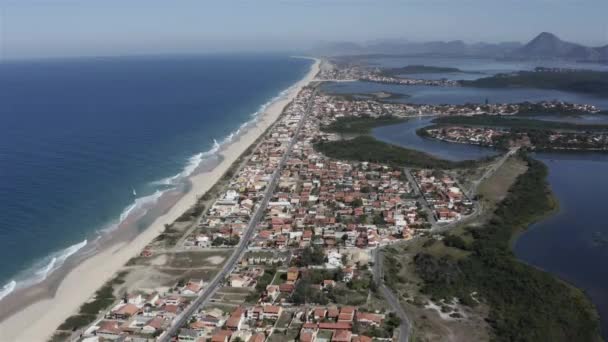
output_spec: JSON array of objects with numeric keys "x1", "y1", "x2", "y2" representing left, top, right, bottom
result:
[{"x1": 0, "y1": 57, "x2": 320, "y2": 342}]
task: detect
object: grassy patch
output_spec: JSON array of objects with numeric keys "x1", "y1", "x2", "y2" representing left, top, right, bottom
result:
[
  {"x1": 56, "y1": 271, "x2": 128, "y2": 332},
  {"x1": 461, "y1": 70, "x2": 608, "y2": 97},
  {"x1": 411, "y1": 154, "x2": 602, "y2": 341},
  {"x1": 321, "y1": 115, "x2": 407, "y2": 134},
  {"x1": 431, "y1": 114, "x2": 608, "y2": 131},
  {"x1": 315, "y1": 135, "x2": 490, "y2": 169},
  {"x1": 477, "y1": 156, "x2": 528, "y2": 211},
  {"x1": 382, "y1": 65, "x2": 463, "y2": 75}
]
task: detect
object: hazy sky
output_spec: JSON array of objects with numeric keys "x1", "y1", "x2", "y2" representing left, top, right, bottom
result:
[{"x1": 1, "y1": 0, "x2": 607, "y2": 59}]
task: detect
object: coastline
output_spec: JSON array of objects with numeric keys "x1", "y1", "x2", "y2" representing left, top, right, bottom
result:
[{"x1": 0, "y1": 57, "x2": 320, "y2": 342}]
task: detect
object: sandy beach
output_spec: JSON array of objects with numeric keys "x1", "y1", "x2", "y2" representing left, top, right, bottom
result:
[{"x1": 0, "y1": 57, "x2": 319, "y2": 342}]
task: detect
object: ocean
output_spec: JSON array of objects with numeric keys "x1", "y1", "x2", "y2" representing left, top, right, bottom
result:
[{"x1": 0, "y1": 54, "x2": 312, "y2": 299}]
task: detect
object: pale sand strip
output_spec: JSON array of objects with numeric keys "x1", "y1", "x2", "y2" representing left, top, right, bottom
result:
[{"x1": 0, "y1": 58, "x2": 319, "y2": 342}]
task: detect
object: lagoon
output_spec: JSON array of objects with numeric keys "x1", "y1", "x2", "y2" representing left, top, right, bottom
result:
[{"x1": 373, "y1": 117, "x2": 608, "y2": 337}]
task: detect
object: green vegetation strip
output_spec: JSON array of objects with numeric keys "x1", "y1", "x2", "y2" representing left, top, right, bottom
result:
[
  {"x1": 461, "y1": 70, "x2": 608, "y2": 97},
  {"x1": 57, "y1": 272, "x2": 127, "y2": 332},
  {"x1": 380, "y1": 65, "x2": 463, "y2": 76},
  {"x1": 412, "y1": 154, "x2": 601, "y2": 341},
  {"x1": 321, "y1": 115, "x2": 407, "y2": 134},
  {"x1": 432, "y1": 114, "x2": 608, "y2": 131},
  {"x1": 314, "y1": 135, "x2": 486, "y2": 169}
]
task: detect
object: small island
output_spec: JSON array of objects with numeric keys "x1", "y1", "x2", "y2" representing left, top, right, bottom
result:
[
  {"x1": 461, "y1": 68, "x2": 608, "y2": 97},
  {"x1": 421, "y1": 115, "x2": 608, "y2": 152},
  {"x1": 382, "y1": 64, "x2": 464, "y2": 76}
]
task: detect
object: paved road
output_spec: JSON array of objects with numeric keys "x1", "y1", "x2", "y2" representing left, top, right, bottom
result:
[
  {"x1": 372, "y1": 249, "x2": 411, "y2": 342},
  {"x1": 404, "y1": 168, "x2": 436, "y2": 225},
  {"x1": 366, "y1": 148, "x2": 522, "y2": 342},
  {"x1": 159, "y1": 87, "x2": 317, "y2": 342},
  {"x1": 425, "y1": 148, "x2": 519, "y2": 234}
]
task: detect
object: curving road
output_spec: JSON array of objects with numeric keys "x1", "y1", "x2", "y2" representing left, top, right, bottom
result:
[{"x1": 372, "y1": 248, "x2": 411, "y2": 342}]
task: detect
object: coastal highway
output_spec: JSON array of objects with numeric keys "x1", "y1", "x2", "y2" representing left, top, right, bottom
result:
[
  {"x1": 159, "y1": 87, "x2": 318, "y2": 341},
  {"x1": 372, "y1": 248, "x2": 411, "y2": 342}
]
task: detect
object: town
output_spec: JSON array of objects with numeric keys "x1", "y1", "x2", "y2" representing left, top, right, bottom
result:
[
  {"x1": 318, "y1": 61, "x2": 459, "y2": 86},
  {"x1": 423, "y1": 125, "x2": 608, "y2": 151},
  {"x1": 63, "y1": 77, "x2": 488, "y2": 342},
  {"x1": 58, "y1": 62, "x2": 606, "y2": 342}
]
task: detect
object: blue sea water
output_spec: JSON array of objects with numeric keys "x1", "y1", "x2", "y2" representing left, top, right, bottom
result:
[
  {"x1": 373, "y1": 117, "x2": 608, "y2": 337},
  {"x1": 0, "y1": 54, "x2": 312, "y2": 297}
]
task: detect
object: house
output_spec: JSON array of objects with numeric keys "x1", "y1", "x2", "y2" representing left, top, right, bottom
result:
[
  {"x1": 327, "y1": 307, "x2": 339, "y2": 320},
  {"x1": 249, "y1": 306, "x2": 264, "y2": 320},
  {"x1": 211, "y1": 329, "x2": 233, "y2": 342},
  {"x1": 318, "y1": 322, "x2": 352, "y2": 331},
  {"x1": 313, "y1": 308, "x2": 327, "y2": 321},
  {"x1": 300, "y1": 328, "x2": 318, "y2": 342},
  {"x1": 111, "y1": 303, "x2": 140, "y2": 320},
  {"x1": 225, "y1": 307, "x2": 244, "y2": 331},
  {"x1": 96, "y1": 320, "x2": 122, "y2": 340},
  {"x1": 229, "y1": 275, "x2": 248, "y2": 288},
  {"x1": 279, "y1": 283, "x2": 295, "y2": 294},
  {"x1": 332, "y1": 330, "x2": 352, "y2": 342},
  {"x1": 142, "y1": 317, "x2": 164, "y2": 334},
  {"x1": 178, "y1": 328, "x2": 200, "y2": 342},
  {"x1": 182, "y1": 279, "x2": 204, "y2": 296},
  {"x1": 265, "y1": 285, "x2": 280, "y2": 301},
  {"x1": 163, "y1": 295, "x2": 182, "y2": 306},
  {"x1": 287, "y1": 267, "x2": 300, "y2": 281},
  {"x1": 262, "y1": 305, "x2": 282, "y2": 320},
  {"x1": 127, "y1": 293, "x2": 144, "y2": 305},
  {"x1": 355, "y1": 312, "x2": 383, "y2": 326},
  {"x1": 337, "y1": 307, "x2": 355, "y2": 323},
  {"x1": 196, "y1": 314, "x2": 222, "y2": 328},
  {"x1": 231, "y1": 330, "x2": 253, "y2": 342}
]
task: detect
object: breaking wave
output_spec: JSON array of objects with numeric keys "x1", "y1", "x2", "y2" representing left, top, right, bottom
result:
[
  {"x1": 0, "y1": 280, "x2": 16, "y2": 301},
  {"x1": 118, "y1": 190, "x2": 164, "y2": 223},
  {"x1": 0, "y1": 239, "x2": 88, "y2": 300},
  {"x1": 150, "y1": 82, "x2": 295, "y2": 188}
]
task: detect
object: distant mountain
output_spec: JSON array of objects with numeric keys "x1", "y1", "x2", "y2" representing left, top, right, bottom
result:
[
  {"x1": 509, "y1": 32, "x2": 605, "y2": 62},
  {"x1": 311, "y1": 33, "x2": 607, "y2": 63},
  {"x1": 311, "y1": 39, "x2": 522, "y2": 58}
]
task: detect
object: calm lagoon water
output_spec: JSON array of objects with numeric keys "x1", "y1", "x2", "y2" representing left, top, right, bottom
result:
[
  {"x1": 371, "y1": 117, "x2": 499, "y2": 161},
  {"x1": 514, "y1": 153, "x2": 608, "y2": 337},
  {"x1": 325, "y1": 56, "x2": 608, "y2": 110},
  {"x1": 322, "y1": 81, "x2": 608, "y2": 110},
  {"x1": 365, "y1": 56, "x2": 608, "y2": 80},
  {"x1": 374, "y1": 117, "x2": 608, "y2": 337}
]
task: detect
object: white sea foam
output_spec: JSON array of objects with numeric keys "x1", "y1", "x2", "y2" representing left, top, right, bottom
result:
[
  {"x1": 0, "y1": 186, "x2": 167, "y2": 302},
  {"x1": 120, "y1": 190, "x2": 162, "y2": 221},
  {"x1": 0, "y1": 70, "x2": 303, "y2": 304},
  {"x1": 0, "y1": 187, "x2": 167, "y2": 301},
  {"x1": 10, "y1": 239, "x2": 88, "y2": 292},
  {"x1": 151, "y1": 81, "x2": 298, "y2": 190},
  {"x1": 0, "y1": 280, "x2": 16, "y2": 301},
  {"x1": 151, "y1": 84, "x2": 295, "y2": 188}
]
